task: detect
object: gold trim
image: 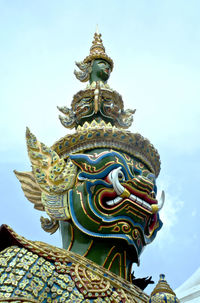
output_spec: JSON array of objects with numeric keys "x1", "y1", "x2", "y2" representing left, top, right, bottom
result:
[
  {"x1": 120, "y1": 188, "x2": 130, "y2": 198},
  {"x1": 67, "y1": 224, "x2": 74, "y2": 251},
  {"x1": 52, "y1": 120, "x2": 161, "y2": 177},
  {"x1": 0, "y1": 297, "x2": 38, "y2": 302},
  {"x1": 102, "y1": 246, "x2": 116, "y2": 267},
  {"x1": 108, "y1": 253, "x2": 122, "y2": 277},
  {"x1": 83, "y1": 240, "x2": 94, "y2": 257},
  {"x1": 83, "y1": 31, "x2": 114, "y2": 70},
  {"x1": 150, "y1": 274, "x2": 177, "y2": 297}
]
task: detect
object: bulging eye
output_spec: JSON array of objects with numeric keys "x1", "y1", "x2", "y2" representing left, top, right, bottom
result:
[
  {"x1": 118, "y1": 171, "x2": 125, "y2": 181},
  {"x1": 146, "y1": 173, "x2": 156, "y2": 183},
  {"x1": 99, "y1": 61, "x2": 106, "y2": 66}
]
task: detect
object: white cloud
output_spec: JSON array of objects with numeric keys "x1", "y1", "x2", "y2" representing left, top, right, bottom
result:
[
  {"x1": 155, "y1": 178, "x2": 184, "y2": 246},
  {"x1": 191, "y1": 210, "x2": 197, "y2": 217}
]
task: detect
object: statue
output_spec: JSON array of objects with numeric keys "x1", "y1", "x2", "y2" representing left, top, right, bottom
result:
[
  {"x1": 74, "y1": 30, "x2": 113, "y2": 84},
  {"x1": 75, "y1": 59, "x2": 111, "y2": 84},
  {"x1": 0, "y1": 30, "x2": 165, "y2": 303}
]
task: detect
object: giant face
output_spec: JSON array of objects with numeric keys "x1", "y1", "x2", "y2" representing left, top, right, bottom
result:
[
  {"x1": 23, "y1": 124, "x2": 162, "y2": 265},
  {"x1": 67, "y1": 148, "x2": 162, "y2": 260},
  {"x1": 90, "y1": 59, "x2": 111, "y2": 82}
]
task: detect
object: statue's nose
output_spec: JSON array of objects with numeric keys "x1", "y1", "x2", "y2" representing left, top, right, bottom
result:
[{"x1": 129, "y1": 175, "x2": 155, "y2": 196}]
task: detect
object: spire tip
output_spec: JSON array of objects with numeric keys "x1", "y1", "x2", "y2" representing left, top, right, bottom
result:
[{"x1": 96, "y1": 24, "x2": 99, "y2": 34}]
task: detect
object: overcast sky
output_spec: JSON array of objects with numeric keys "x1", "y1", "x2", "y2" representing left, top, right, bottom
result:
[{"x1": 1, "y1": 0, "x2": 200, "y2": 295}]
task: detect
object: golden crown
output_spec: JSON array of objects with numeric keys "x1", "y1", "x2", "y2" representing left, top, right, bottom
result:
[{"x1": 83, "y1": 30, "x2": 114, "y2": 70}]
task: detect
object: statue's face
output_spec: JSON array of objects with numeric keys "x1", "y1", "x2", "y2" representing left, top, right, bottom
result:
[
  {"x1": 68, "y1": 149, "x2": 162, "y2": 261},
  {"x1": 90, "y1": 59, "x2": 111, "y2": 82}
]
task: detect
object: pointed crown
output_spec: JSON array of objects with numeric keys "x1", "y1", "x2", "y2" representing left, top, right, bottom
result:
[
  {"x1": 151, "y1": 274, "x2": 176, "y2": 296},
  {"x1": 83, "y1": 30, "x2": 114, "y2": 70},
  {"x1": 57, "y1": 30, "x2": 161, "y2": 177},
  {"x1": 149, "y1": 274, "x2": 180, "y2": 303}
]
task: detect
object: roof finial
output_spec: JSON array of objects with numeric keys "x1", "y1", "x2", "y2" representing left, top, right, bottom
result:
[
  {"x1": 149, "y1": 274, "x2": 180, "y2": 302},
  {"x1": 96, "y1": 24, "x2": 99, "y2": 34},
  {"x1": 150, "y1": 274, "x2": 177, "y2": 297}
]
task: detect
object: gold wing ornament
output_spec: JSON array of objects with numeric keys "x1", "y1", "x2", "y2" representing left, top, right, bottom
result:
[
  {"x1": 25, "y1": 127, "x2": 77, "y2": 194},
  {"x1": 14, "y1": 128, "x2": 78, "y2": 233},
  {"x1": 14, "y1": 170, "x2": 43, "y2": 210}
]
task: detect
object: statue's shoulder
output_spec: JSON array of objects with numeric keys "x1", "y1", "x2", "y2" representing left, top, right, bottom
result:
[{"x1": 0, "y1": 225, "x2": 149, "y2": 302}]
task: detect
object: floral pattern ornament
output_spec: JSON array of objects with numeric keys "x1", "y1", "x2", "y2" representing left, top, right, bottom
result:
[{"x1": 0, "y1": 226, "x2": 149, "y2": 302}]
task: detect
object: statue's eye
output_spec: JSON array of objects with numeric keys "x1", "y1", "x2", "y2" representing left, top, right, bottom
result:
[
  {"x1": 118, "y1": 171, "x2": 125, "y2": 181},
  {"x1": 130, "y1": 165, "x2": 141, "y2": 176},
  {"x1": 98, "y1": 61, "x2": 106, "y2": 66}
]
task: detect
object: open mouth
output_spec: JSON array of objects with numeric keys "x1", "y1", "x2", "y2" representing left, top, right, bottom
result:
[
  {"x1": 100, "y1": 186, "x2": 157, "y2": 212},
  {"x1": 101, "y1": 167, "x2": 164, "y2": 214},
  {"x1": 98, "y1": 188, "x2": 159, "y2": 237}
]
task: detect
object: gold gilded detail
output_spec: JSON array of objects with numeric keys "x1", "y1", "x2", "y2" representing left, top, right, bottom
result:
[
  {"x1": 42, "y1": 192, "x2": 71, "y2": 222},
  {"x1": 120, "y1": 188, "x2": 130, "y2": 198},
  {"x1": 14, "y1": 170, "x2": 43, "y2": 211},
  {"x1": 26, "y1": 127, "x2": 77, "y2": 194},
  {"x1": 52, "y1": 119, "x2": 160, "y2": 177},
  {"x1": 150, "y1": 274, "x2": 177, "y2": 297},
  {"x1": 83, "y1": 30, "x2": 114, "y2": 71},
  {"x1": 0, "y1": 228, "x2": 149, "y2": 302},
  {"x1": 149, "y1": 274, "x2": 180, "y2": 302},
  {"x1": 151, "y1": 204, "x2": 159, "y2": 214}
]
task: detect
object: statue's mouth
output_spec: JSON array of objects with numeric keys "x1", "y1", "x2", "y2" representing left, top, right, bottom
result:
[
  {"x1": 100, "y1": 167, "x2": 164, "y2": 215},
  {"x1": 104, "y1": 68, "x2": 110, "y2": 74},
  {"x1": 100, "y1": 186, "x2": 157, "y2": 212},
  {"x1": 97, "y1": 187, "x2": 159, "y2": 237}
]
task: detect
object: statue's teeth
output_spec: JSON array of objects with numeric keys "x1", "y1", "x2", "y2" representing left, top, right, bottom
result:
[
  {"x1": 106, "y1": 196, "x2": 123, "y2": 206},
  {"x1": 106, "y1": 200, "x2": 115, "y2": 206},
  {"x1": 106, "y1": 193, "x2": 152, "y2": 211}
]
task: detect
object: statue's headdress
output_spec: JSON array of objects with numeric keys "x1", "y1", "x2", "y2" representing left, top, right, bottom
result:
[
  {"x1": 74, "y1": 29, "x2": 114, "y2": 82},
  {"x1": 61, "y1": 30, "x2": 160, "y2": 176},
  {"x1": 83, "y1": 29, "x2": 114, "y2": 70}
]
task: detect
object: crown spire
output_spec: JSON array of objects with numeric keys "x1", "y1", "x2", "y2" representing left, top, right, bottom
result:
[
  {"x1": 96, "y1": 24, "x2": 99, "y2": 34},
  {"x1": 83, "y1": 30, "x2": 114, "y2": 70}
]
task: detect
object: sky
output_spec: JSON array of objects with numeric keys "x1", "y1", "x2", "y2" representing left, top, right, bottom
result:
[{"x1": 0, "y1": 0, "x2": 200, "y2": 295}]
